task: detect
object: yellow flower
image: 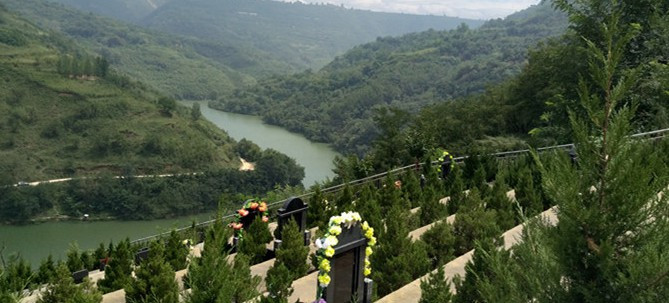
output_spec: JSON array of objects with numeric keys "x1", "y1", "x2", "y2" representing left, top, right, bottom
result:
[
  {"x1": 365, "y1": 259, "x2": 370, "y2": 266},
  {"x1": 365, "y1": 228, "x2": 374, "y2": 239},
  {"x1": 319, "y1": 259, "x2": 331, "y2": 272},
  {"x1": 324, "y1": 246, "x2": 335, "y2": 257},
  {"x1": 328, "y1": 225, "x2": 342, "y2": 236},
  {"x1": 325, "y1": 235, "x2": 338, "y2": 247},
  {"x1": 330, "y1": 216, "x2": 343, "y2": 225},
  {"x1": 368, "y1": 236, "x2": 376, "y2": 246},
  {"x1": 318, "y1": 274, "x2": 331, "y2": 286},
  {"x1": 364, "y1": 267, "x2": 371, "y2": 276},
  {"x1": 361, "y1": 221, "x2": 370, "y2": 231},
  {"x1": 366, "y1": 246, "x2": 373, "y2": 256}
]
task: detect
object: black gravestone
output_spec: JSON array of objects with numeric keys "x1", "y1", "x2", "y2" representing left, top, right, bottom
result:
[
  {"x1": 275, "y1": 197, "x2": 308, "y2": 242},
  {"x1": 134, "y1": 247, "x2": 149, "y2": 265},
  {"x1": 321, "y1": 224, "x2": 372, "y2": 303},
  {"x1": 71, "y1": 269, "x2": 89, "y2": 284}
]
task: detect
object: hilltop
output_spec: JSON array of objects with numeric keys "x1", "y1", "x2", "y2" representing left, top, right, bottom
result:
[
  {"x1": 140, "y1": 0, "x2": 485, "y2": 70},
  {"x1": 212, "y1": 2, "x2": 568, "y2": 155}
]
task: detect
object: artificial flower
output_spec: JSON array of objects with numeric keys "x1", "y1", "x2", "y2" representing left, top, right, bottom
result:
[
  {"x1": 365, "y1": 228, "x2": 374, "y2": 239},
  {"x1": 368, "y1": 236, "x2": 376, "y2": 246},
  {"x1": 366, "y1": 246, "x2": 373, "y2": 256},
  {"x1": 361, "y1": 221, "x2": 370, "y2": 231},
  {"x1": 319, "y1": 259, "x2": 331, "y2": 272},
  {"x1": 329, "y1": 216, "x2": 343, "y2": 225},
  {"x1": 262, "y1": 216, "x2": 269, "y2": 223},
  {"x1": 318, "y1": 274, "x2": 331, "y2": 286},
  {"x1": 364, "y1": 267, "x2": 371, "y2": 276},
  {"x1": 328, "y1": 225, "x2": 342, "y2": 236},
  {"x1": 238, "y1": 209, "x2": 249, "y2": 217},
  {"x1": 324, "y1": 246, "x2": 335, "y2": 257},
  {"x1": 324, "y1": 236, "x2": 338, "y2": 247},
  {"x1": 249, "y1": 202, "x2": 259, "y2": 209}
]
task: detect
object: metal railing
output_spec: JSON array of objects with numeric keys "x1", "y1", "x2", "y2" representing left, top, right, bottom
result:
[{"x1": 130, "y1": 127, "x2": 669, "y2": 244}]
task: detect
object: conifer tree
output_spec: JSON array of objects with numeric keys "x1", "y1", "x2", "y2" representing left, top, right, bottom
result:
[
  {"x1": 125, "y1": 241, "x2": 179, "y2": 303},
  {"x1": 401, "y1": 171, "x2": 423, "y2": 208},
  {"x1": 261, "y1": 262, "x2": 293, "y2": 303},
  {"x1": 185, "y1": 220, "x2": 234, "y2": 303},
  {"x1": 514, "y1": 166, "x2": 543, "y2": 217},
  {"x1": 419, "y1": 266, "x2": 453, "y2": 303},
  {"x1": 373, "y1": 205, "x2": 430, "y2": 296},
  {"x1": 275, "y1": 219, "x2": 309, "y2": 278},
  {"x1": 306, "y1": 185, "x2": 329, "y2": 229},
  {"x1": 97, "y1": 238, "x2": 132, "y2": 293},
  {"x1": 334, "y1": 184, "x2": 354, "y2": 212},
  {"x1": 37, "y1": 254, "x2": 57, "y2": 284},
  {"x1": 80, "y1": 251, "x2": 95, "y2": 271},
  {"x1": 164, "y1": 230, "x2": 188, "y2": 271},
  {"x1": 66, "y1": 244, "x2": 84, "y2": 272},
  {"x1": 231, "y1": 253, "x2": 261, "y2": 303},
  {"x1": 0, "y1": 255, "x2": 31, "y2": 300},
  {"x1": 38, "y1": 263, "x2": 102, "y2": 303},
  {"x1": 485, "y1": 179, "x2": 516, "y2": 230},
  {"x1": 356, "y1": 185, "x2": 384, "y2": 238},
  {"x1": 452, "y1": 189, "x2": 500, "y2": 255},
  {"x1": 418, "y1": 183, "x2": 446, "y2": 226},
  {"x1": 420, "y1": 220, "x2": 456, "y2": 267},
  {"x1": 446, "y1": 169, "x2": 465, "y2": 214},
  {"x1": 453, "y1": 239, "x2": 506, "y2": 303},
  {"x1": 238, "y1": 216, "x2": 273, "y2": 264}
]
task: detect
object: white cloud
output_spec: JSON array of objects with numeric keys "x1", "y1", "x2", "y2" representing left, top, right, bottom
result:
[{"x1": 286, "y1": 0, "x2": 541, "y2": 19}]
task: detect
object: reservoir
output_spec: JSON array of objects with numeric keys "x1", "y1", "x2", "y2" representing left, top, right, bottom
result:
[{"x1": 0, "y1": 103, "x2": 340, "y2": 265}]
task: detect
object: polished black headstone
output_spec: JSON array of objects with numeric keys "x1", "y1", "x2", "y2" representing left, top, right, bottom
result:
[
  {"x1": 72, "y1": 269, "x2": 89, "y2": 284},
  {"x1": 321, "y1": 224, "x2": 369, "y2": 303},
  {"x1": 134, "y1": 247, "x2": 149, "y2": 265},
  {"x1": 276, "y1": 197, "x2": 308, "y2": 241}
]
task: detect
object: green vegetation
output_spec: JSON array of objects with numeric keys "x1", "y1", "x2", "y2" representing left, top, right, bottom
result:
[
  {"x1": 141, "y1": 0, "x2": 484, "y2": 71},
  {"x1": 0, "y1": 5, "x2": 305, "y2": 223},
  {"x1": 49, "y1": 0, "x2": 171, "y2": 22},
  {"x1": 125, "y1": 241, "x2": 179, "y2": 303},
  {"x1": 37, "y1": 263, "x2": 102, "y2": 303},
  {"x1": 3, "y1": 0, "x2": 287, "y2": 99},
  {"x1": 212, "y1": 2, "x2": 567, "y2": 155}
]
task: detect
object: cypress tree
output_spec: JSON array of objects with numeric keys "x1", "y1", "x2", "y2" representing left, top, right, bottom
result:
[
  {"x1": 66, "y1": 243, "x2": 84, "y2": 272},
  {"x1": 97, "y1": 238, "x2": 133, "y2": 293},
  {"x1": 164, "y1": 230, "x2": 189, "y2": 271},
  {"x1": 275, "y1": 219, "x2": 309, "y2": 278},
  {"x1": 356, "y1": 185, "x2": 384, "y2": 238},
  {"x1": 38, "y1": 263, "x2": 102, "y2": 303},
  {"x1": 418, "y1": 183, "x2": 446, "y2": 226},
  {"x1": 401, "y1": 171, "x2": 423, "y2": 208},
  {"x1": 238, "y1": 216, "x2": 273, "y2": 264},
  {"x1": 306, "y1": 185, "x2": 329, "y2": 229},
  {"x1": 419, "y1": 266, "x2": 453, "y2": 303},
  {"x1": 261, "y1": 262, "x2": 293, "y2": 303},
  {"x1": 446, "y1": 169, "x2": 465, "y2": 214},
  {"x1": 420, "y1": 220, "x2": 456, "y2": 267},
  {"x1": 125, "y1": 241, "x2": 179, "y2": 303},
  {"x1": 231, "y1": 253, "x2": 261, "y2": 303},
  {"x1": 453, "y1": 239, "x2": 508, "y2": 303},
  {"x1": 37, "y1": 254, "x2": 57, "y2": 284}
]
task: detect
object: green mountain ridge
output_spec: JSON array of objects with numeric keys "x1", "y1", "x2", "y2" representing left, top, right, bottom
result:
[
  {"x1": 0, "y1": 4, "x2": 240, "y2": 183},
  {"x1": 4, "y1": 0, "x2": 294, "y2": 100},
  {"x1": 212, "y1": 2, "x2": 568, "y2": 155},
  {"x1": 140, "y1": 0, "x2": 486, "y2": 70}
]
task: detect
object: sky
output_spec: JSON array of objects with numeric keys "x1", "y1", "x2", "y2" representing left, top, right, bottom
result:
[{"x1": 293, "y1": 0, "x2": 542, "y2": 20}]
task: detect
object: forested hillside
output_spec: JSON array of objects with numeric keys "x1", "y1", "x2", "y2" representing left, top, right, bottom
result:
[
  {"x1": 48, "y1": 0, "x2": 172, "y2": 22},
  {"x1": 4, "y1": 0, "x2": 293, "y2": 99},
  {"x1": 0, "y1": 5, "x2": 304, "y2": 222},
  {"x1": 213, "y1": 2, "x2": 568, "y2": 155},
  {"x1": 140, "y1": 0, "x2": 485, "y2": 70}
]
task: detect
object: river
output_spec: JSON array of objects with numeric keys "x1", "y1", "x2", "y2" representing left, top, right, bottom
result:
[{"x1": 0, "y1": 103, "x2": 340, "y2": 265}]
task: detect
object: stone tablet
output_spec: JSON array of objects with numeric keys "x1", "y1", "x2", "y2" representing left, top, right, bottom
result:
[{"x1": 276, "y1": 197, "x2": 308, "y2": 241}]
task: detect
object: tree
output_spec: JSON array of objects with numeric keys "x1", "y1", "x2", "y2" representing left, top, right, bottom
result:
[
  {"x1": 190, "y1": 102, "x2": 202, "y2": 121},
  {"x1": 261, "y1": 262, "x2": 293, "y2": 303},
  {"x1": 306, "y1": 185, "x2": 329, "y2": 229},
  {"x1": 157, "y1": 97, "x2": 177, "y2": 116},
  {"x1": 38, "y1": 263, "x2": 102, "y2": 303},
  {"x1": 237, "y1": 216, "x2": 273, "y2": 264},
  {"x1": 185, "y1": 221, "x2": 236, "y2": 303},
  {"x1": 275, "y1": 219, "x2": 309, "y2": 278},
  {"x1": 453, "y1": 239, "x2": 506, "y2": 303},
  {"x1": 164, "y1": 230, "x2": 189, "y2": 271},
  {"x1": 418, "y1": 183, "x2": 446, "y2": 226},
  {"x1": 37, "y1": 255, "x2": 57, "y2": 284},
  {"x1": 125, "y1": 241, "x2": 179, "y2": 303},
  {"x1": 97, "y1": 238, "x2": 133, "y2": 293},
  {"x1": 66, "y1": 243, "x2": 84, "y2": 272},
  {"x1": 230, "y1": 253, "x2": 261, "y2": 303},
  {"x1": 420, "y1": 220, "x2": 456, "y2": 267},
  {"x1": 419, "y1": 266, "x2": 453, "y2": 303}
]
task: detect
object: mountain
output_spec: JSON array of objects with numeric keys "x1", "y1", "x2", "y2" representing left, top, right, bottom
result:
[
  {"x1": 0, "y1": 4, "x2": 240, "y2": 182},
  {"x1": 211, "y1": 3, "x2": 568, "y2": 155},
  {"x1": 47, "y1": 0, "x2": 172, "y2": 22},
  {"x1": 140, "y1": 0, "x2": 485, "y2": 70},
  {"x1": 4, "y1": 0, "x2": 293, "y2": 99}
]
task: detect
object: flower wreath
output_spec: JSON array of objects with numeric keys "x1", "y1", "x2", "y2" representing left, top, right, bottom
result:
[
  {"x1": 228, "y1": 199, "x2": 269, "y2": 238},
  {"x1": 315, "y1": 211, "x2": 376, "y2": 298},
  {"x1": 436, "y1": 149, "x2": 454, "y2": 172}
]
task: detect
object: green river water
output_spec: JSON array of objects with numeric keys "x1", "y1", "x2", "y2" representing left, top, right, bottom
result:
[{"x1": 0, "y1": 102, "x2": 340, "y2": 265}]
